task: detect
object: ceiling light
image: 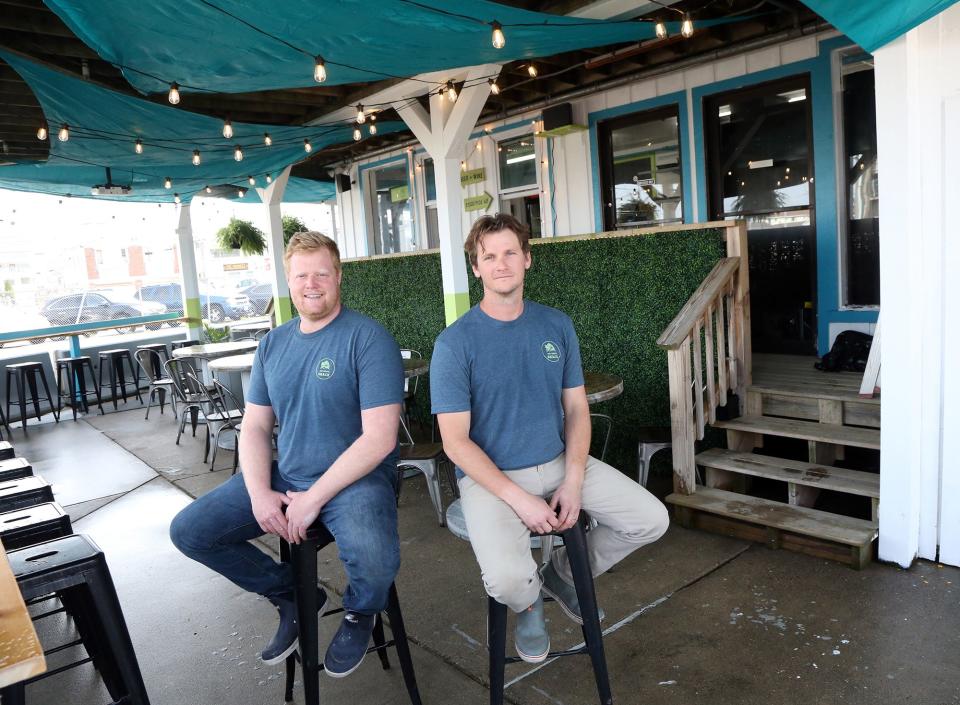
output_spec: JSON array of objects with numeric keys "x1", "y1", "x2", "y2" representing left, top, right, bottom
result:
[
  {"x1": 489, "y1": 78, "x2": 500, "y2": 95},
  {"x1": 265, "y1": 174, "x2": 272, "y2": 183},
  {"x1": 174, "y1": 193, "x2": 181, "y2": 204},
  {"x1": 353, "y1": 126, "x2": 361, "y2": 141},
  {"x1": 445, "y1": 81, "x2": 458, "y2": 102},
  {"x1": 369, "y1": 123, "x2": 377, "y2": 135},
  {"x1": 36, "y1": 123, "x2": 48, "y2": 140},
  {"x1": 527, "y1": 64, "x2": 538, "y2": 78},
  {"x1": 491, "y1": 21, "x2": 505, "y2": 49},
  {"x1": 314, "y1": 56, "x2": 327, "y2": 83},
  {"x1": 681, "y1": 14, "x2": 694, "y2": 38},
  {"x1": 655, "y1": 20, "x2": 667, "y2": 39},
  {"x1": 264, "y1": 132, "x2": 272, "y2": 146},
  {"x1": 135, "y1": 139, "x2": 143, "y2": 154},
  {"x1": 223, "y1": 119, "x2": 234, "y2": 139},
  {"x1": 192, "y1": 149, "x2": 201, "y2": 166},
  {"x1": 356, "y1": 104, "x2": 365, "y2": 124},
  {"x1": 205, "y1": 185, "x2": 212, "y2": 194},
  {"x1": 57, "y1": 124, "x2": 70, "y2": 142},
  {"x1": 164, "y1": 176, "x2": 172, "y2": 189},
  {"x1": 248, "y1": 175, "x2": 256, "y2": 186},
  {"x1": 168, "y1": 82, "x2": 181, "y2": 105},
  {"x1": 234, "y1": 145, "x2": 243, "y2": 161},
  {"x1": 304, "y1": 138, "x2": 312, "y2": 153}
]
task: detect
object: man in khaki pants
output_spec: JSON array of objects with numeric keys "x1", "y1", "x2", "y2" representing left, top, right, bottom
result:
[{"x1": 430, "y1": 213, "x2": 668, "y2": 663}]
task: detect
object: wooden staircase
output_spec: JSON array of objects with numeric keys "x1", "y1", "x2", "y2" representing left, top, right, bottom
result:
[{"x1": 657, "y1": 222, "x2": 880, "y2": 569}]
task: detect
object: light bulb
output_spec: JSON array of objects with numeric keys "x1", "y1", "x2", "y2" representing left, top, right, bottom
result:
[
  {"x1": 205, "y1": 185, "x2": 212, "y2": 194},
  {"x1": 265, "y1": 174, "x2": 272, "y2": 184},
  {"x1": 353, "y1": 126, "x2": 361, "y2": 141},
  {"x1": 415, "y1": 162, "x2": 422, "y2": 172},
  {"x1": 164, "y1": 176, "x2": 172, "y2": 189},
  {"x1": 527, "y1": 64, "x2": 538, "y2": 78},
  {"x1": 248, "y1": 175, "x2": 255, "y2": 186},
  {"x1": 174, "y1": 193, "x2": 181, "y2": 204},
  {"x1": 489, "y1": 78, "x2": 500, "y2": 95},
  {"x1": 314, "y1": 56, "x2": 327, "y2": 83},
  {"x1": 58, "y1": 124, "x2": 70, "y2": 142},
  {"x1": 681, "y1": 14, "x2": 694, "y2": 38},
  {"x1": 168, "y1": 82, "x2": 180, "y2": 105},
  {"x1": 36, "y1": 124, "x2": 48, "y2": 140},
  {"x1": 223, "y1": 119, "x2": 233, "y2": 139},
  {"x1": 264, "y1": 132, "x2": 272, "y2": 146},
  {"x1": 135, "y1": 139, "x2": 143, "y2": 154},
  {"x1": 655, "y1": 20, "x2": 667, "y2": 39},
  {"x1": 369, "y1": 123, "x2": 377, "y2": 135},
  {"x1": 445, "y1": 80, "x2": 458, "y2": 102},
  {"x1": 303, "y1": 138, "x2": 312, "y2": 153},
  {"x1": 460, "y1": 160, "x2": 466, "y2": 172},
  {"x1": 234, "y1": 145, "x2": 243, "y2": 162},
  {"x1": 491, "y1": 21, "x2": 505, "y2": 49},
  {"x1": 356, "y1": 104, "x2": 365, "y2": 124},
  {"x1": 192, "y1": 149, "x2": 201, "y2": 166},
  {"x1": 238, "y1": 188, "x2": 245, "y2": 198}
]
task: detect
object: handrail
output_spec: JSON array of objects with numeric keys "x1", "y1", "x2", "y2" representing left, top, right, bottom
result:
[
  {"x1": 0, "y1": 314, "x2": 188, "y2": 344},
  {"x1": 657, "y1": 259, "x2": 740, "y2": 349}
]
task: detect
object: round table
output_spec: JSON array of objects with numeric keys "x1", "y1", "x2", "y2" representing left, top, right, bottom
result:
[
  {"x1": 172, "y1": 340, "x2": 259, "y2": 361},
  {"x1": 584, "y1": 371, "x2": 623, "y2": 405}
]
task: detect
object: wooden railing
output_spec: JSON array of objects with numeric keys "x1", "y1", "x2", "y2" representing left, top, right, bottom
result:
[{"x1": 657, "y1": 220, "x2": 751, "y2": 494}]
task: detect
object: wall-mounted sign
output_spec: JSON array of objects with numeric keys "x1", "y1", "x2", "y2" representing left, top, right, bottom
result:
[
  {"x1": 460, "y1": 168, "x2": 486, "y2": 186},
  {"x1": 223, "y1": 263, "x2": 249, "y2": 271},
  {"x1": 390, "y1": 185, "x2": 410, "y2": 202},
  {"x1": 464, "y1": 192, "x2": 494, "y2": 212}
]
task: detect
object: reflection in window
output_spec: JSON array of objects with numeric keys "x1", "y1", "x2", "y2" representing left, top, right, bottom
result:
[
  {"x1": 497, "y1": 135, "x2": 541, "y2": 237},
  {"x1": 369, "y1": 163, "x2": 414, "y2": 255}
]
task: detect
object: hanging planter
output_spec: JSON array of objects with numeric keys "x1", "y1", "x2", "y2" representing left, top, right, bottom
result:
[{"x1": 216, "y1": 217, "x2": 267, "y2": 255}]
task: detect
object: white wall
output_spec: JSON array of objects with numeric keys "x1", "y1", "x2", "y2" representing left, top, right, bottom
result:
[{"x1": 875, "y1": 5, "x2": 960, "y2": 567}]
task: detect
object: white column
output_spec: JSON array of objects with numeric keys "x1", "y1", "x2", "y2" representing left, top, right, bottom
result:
[
  {"x1": 874, "y1": 5, "x2": 960, "y2": 567},
  {"x1": 175, "y1": 202, "x2": 203, "y2": 340},
  {"x1": 256, "y1": 166, "x2": 292, "y2": 324},
  {"x1": 395, "y1": 64, "x2": 500, "y2": 324}
]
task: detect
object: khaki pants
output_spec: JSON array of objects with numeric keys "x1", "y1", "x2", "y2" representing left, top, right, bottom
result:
[{"x1": 458, "y1": 453, "x2": 669, "y2": 613}]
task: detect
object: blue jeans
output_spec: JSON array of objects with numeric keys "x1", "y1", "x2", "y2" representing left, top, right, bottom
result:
[{"x1": 169, "y1": 468, "x2": 400, "y2": 614}]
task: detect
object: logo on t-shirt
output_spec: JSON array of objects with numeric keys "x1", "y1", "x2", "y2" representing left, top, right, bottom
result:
[
  {"x1": 315, "y1": 357, "x2": 336, "y2": 380},
  {"x1": 541, "y1": 341, "x2": 561, "y2": 363}
]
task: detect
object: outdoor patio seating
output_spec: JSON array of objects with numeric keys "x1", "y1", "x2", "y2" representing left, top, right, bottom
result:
[
  {"x1": 133, "y1": 349, "x2": 173, "y2": 420},
  {"x1": 0, "y1": 457, "x2": 33, "y2": 481},
  {"x1": 0, "y1": 475, "x2": 54, "y2": 513},
  {"x1": 163, "y1": 358, "x2": 210, "y2": 446},
  {"x1": 55, "y1": 355, "x2": 104, "y2": 421},
  {"x1": 192, "y1": 377, "x2": 244, "y2": 473},
  {"x1": 170, "y1": 339, "x2": 200, "y2": 351},
  {"x1": 5, "y1": 361, "x2": 59, "y2": 430},
  {"x1": 0, "y1": 403, "x2": 10, "y2": 441},
  {"x1": 0, "y1": 440, "x2": 14, "y2": 460},
  {"x1": 97, "y1": 349, "x2": 143, "y2": 411},
  {"x1": 397, "y1": 415, "x2": 451, "y2": 527},
  {"x1": 0, "y1": 501, "x2": 72, "y2": 551},
  {"x1": 636, "y1": 427, "x2": 672, "y2": 487},
  {"x1": 135, "y1": 343, "x2": 170, "y2": 376}
]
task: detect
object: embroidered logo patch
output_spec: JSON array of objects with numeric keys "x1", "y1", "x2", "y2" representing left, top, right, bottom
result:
[
  {"x1": 315, "y1": 357, "x2": 336, "y2": 380},
  {"x1": 541, "y1": 341, "x2": 561, "y2": 363}
]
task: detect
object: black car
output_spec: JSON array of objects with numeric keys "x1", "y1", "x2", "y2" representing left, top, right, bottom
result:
[
  {"x1": 137, "y1": 283, "x2": 251, "y2": 323},
  {"x1": 241, "y1": 283, "x2": 273, "y2": 316},
  {"x1": 40, "y1": 292, "x2": 167, "y2": 328}
]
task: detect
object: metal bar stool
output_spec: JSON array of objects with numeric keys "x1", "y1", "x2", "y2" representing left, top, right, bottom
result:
[
  {"x1": 5, "y1": 361, "x2": 59, "y2": 430},
  {"x1": 56, "y1": 356, "x2": 104, "y2": 420},
  {"x1": 0, "y1": 439, "x2": 14, "y2": 460},
  {"x1": 0, "y1": 475, "x2": 54, "y2": 513},
  {"x1": 0, "y1": 501, "x2": 72, "y2": 551},
  {"x1": 0, "y1": 400, "x2": 11, "y2": 440},
  {"x1": 0, "y1": 456, "x2": 33, "y2": 481},
  {"x1": 135, "y1": 343, "x2": 170, "y2": 378},
  {"x1": 279, "y1": 521, "x2": 423, "y2": 705},
  {"x1": 97, "y1": 349, "x2": 143, "y2": 410},
  {"x1": 133, "y1": 349, "x2": 174, "y2": 419}
]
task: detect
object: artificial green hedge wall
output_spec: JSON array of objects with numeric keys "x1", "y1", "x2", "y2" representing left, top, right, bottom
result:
[{"x1": 341, "y1": 227, "x2": 725, "y2": 475}]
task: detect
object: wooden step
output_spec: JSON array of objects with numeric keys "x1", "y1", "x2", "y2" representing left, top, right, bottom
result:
[
  {"x1": 695, "y1": 448, "x2": 879, "y2": 498},
  {"x1": 712, "y1": 415, "x2": 880, "y2": 449},
  {"x1": 667, "y1": 487, "x2": 878, "y2": 568}
]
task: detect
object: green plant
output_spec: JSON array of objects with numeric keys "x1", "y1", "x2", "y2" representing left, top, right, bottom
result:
[
  {"x1": 203, "y1": 323, "x2": 231, "y2": 343},
  {"x1": 282, "y1": 215, "x2": 309, "y2": 247},
  {"x1": 216, "y1": 217, "x2": 267, "y2": 255}
]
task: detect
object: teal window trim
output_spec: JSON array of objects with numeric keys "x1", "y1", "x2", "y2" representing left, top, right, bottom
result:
[{"x1": 588, "y1": 90, "x2": 692, "y2": 233}]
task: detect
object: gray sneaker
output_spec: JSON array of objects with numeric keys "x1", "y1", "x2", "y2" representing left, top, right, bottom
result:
[
  {"x1": 540, "y1": 562, "x2": 605, "y2": 625},
  {"x1": 514, "y1": 595, "x2": 550, "y2": 663}
]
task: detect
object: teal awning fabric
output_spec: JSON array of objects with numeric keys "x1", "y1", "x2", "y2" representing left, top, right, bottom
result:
[
  {"x1": 0, "y1": 51, "x2": 401, "y2": 202},
  {"x1": 44, "y1": 0, "x2": 734, "y2": 95},
  {"x1": 799, "y1": 0, "x2": 958, "y2": 51},
  {"x1": 235, "y1": 177, "x2": 337, "y2": 204}
]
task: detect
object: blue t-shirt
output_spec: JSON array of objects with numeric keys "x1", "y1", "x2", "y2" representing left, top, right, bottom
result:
[
  {"x1": 430, "y1": 300, "x2": 584, "y2": 472},
  {"x1": 246, "y1": 307, "x2": 404, "y2": 490}
]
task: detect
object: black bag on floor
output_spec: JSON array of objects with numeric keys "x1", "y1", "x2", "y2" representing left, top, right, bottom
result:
[{"x1": 815, "y1": 330, "x2": 873, "y2": 372}]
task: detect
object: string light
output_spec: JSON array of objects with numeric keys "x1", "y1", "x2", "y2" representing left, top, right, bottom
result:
[
  {"x1": 491, "y1": 21, "x2": 505, "y2": 49},
  {"x1": 527, "y1": 64, "x2": 538, "y2": 78},
  {"x1": 135, "y1": 139, "x2": 144, "y2": 154},
  {"x1": 489, "y1": 78, "x2": 500, "y2": 95},
  {"x1": 655, "y1": 20, "x2": 667, "y2": 39},
  {"x1": 168, "y1": 82, "x2": 181, "y2": 105},
  {"x1": 304, "y1": 138, "x2": 312, "y2": 153},
  {"x1": 356, "y1": 104, "x2": 366, "y2": 124},
  {"x1": 415, "y1": 161, "x2": 422, "y2": 172},
  {"x1": 353, "y1": 126, "x2": 361, "y2": 141},
  {"x1": 237, "y1": 187, "x2": 246, "y2": 198},
  {"x1": 57, "y1": 124, "x2": 70, "y2": 142},
  {"x1": 222, "y1": 119, "x2": 234, "y2": 139},
  {"x1": 314, "y1": 56, "x2": 327, "y2": 83},
  {"x1": 369, "y1": 122, "x2": 377, "y2": 135},
  {"x1": 234, "y1": 145, "x2": 243, "y2": 161},
  {"x1": 192, "y1": 149, "x2": 201, "y2": 166},
  {"x1": 445, "y1": 81, "x2": 458, "y2": 103},
  {"x1": 264, "y1": 133, "x2": 272, "y2": 146},
  {"x1": 164, "y1": 176, "x2": 172, "y2": 189},
  {"x1": 248, "y1": 175, "x2": 256, "y2": 186},
  {"x1": 205, "y1": 185, "x2": 212, "y2": 194},
  {"x1": 174, "y1": 193, "x2": 181, "y2": 204},
  {"x1": 36, "y1": 123, "x2": 48, "y2": 140},
  {"x1": 265, "y1": 174, "x2": 272, "y2": 184},
  {"x1": 681, "y1": 14, "x2": 694, "y2": 38},
  {"x1": 460, "y1": 160, "x2": 466, "y2": 172}
]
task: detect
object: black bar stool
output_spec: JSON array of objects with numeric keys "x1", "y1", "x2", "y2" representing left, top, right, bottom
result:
[
  {"x1": 0, "y1": 534, "x2": 151, "y2": 705},
  {"x1": 487, "y1": 513, "x2": 612, "y2": 705},
  {"x1": 98, "y1": 349, "x2": 143, "y2": 410},
  {"x1": 170, "y1": 339, "x2": 200, "y2": 351},
  {"x1": 0, "y1": 440, "x2": 14, "y2": 460},
  {"x1": 0, "y1": 457, "x2": 32, "y2": 481},
  {"x1": 0, "y1": 501, "x2": 72, "y2": 550},
  {"x1": 0, "y1": 475, "x2": 54, "y2": 512},
  {"x1": 0, "y1": 402, "x2": 11, "y2": 440},
  {"x1": 279, "y1": 521, "x2": 423, "y2": 705},
  {"x1": 56, "y1": 356, "x2": 104, "y2": 420},
  {"x1": 5, "y1": 361, "x2": 59, "y2": 430},
  {"x1": 135, "y1": 343, "x2": 170, "y2": 380}
]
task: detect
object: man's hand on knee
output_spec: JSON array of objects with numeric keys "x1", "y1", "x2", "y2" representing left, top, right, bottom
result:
[
  {"x1": 250, "y1": 490, "x2": 292, "y2": 541},
  {"x1": 284, "y1": 490, "x2": 323, "y2": 544},
  {"x1": 508, "y1": 490, "x2": 561, "y2": 535}
]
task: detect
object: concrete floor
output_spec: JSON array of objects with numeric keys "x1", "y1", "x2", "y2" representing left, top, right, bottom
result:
[{"x1": 4, "y1": 403, "x2": 959, "y2": 705}]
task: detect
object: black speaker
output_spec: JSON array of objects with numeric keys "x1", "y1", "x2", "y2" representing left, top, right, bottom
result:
[
  {"x1": 542, "y1": 103, "x2": 573, "y2": 132},
  {"x1": 336, "y1": 173, "x2": 351, "y2": 192}
]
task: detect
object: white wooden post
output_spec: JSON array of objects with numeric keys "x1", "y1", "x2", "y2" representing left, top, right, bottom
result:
[
  {"x1": 175, "y1": 202, "x2": 202, "y2": 340},
  {"x1": 256, "y1": 165, "x2": 292, "y2": 324}
]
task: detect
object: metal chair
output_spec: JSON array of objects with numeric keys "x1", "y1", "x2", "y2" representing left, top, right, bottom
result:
[
  {"x1": 134, "y1": 349, "x2": 174, "y2": 420},
  {"x1": 636, "y1": 427, "x2": 672, "y2": 487},
  {"x1": 183, "y1": 373, "x2": 243, "y2": 472},
  {"x1": 396, "y1": 415, "x2": 452, "y2": 526},
  {"x1": 399, "y1": 349, "x2": 423, "y2": 432},
  {"x1": 162, "y1": 358, "x2": 209, "y2": 445}
]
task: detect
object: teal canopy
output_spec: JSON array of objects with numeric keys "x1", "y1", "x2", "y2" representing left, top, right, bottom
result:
[
  {"x1": 237, "y1": 177, "x2": 337, "y2": 204},
  {"x1": 44, "y1": 0, "x2": 727, "y2": 95},
  {"x1": 799, "y1": 0, "x2": 958, "y2": 51},
  {"x1": 0, "y1": 51, "x2": 400, "y2": 202}
]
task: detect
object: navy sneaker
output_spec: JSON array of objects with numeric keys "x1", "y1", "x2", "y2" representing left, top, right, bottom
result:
[
  {"x1": 260, "y1": 588, "x2": 328, "y2": 666},
  {"x1": 324, "y1": 611, "x2": 376, "y2": 678},
  {"x1": 540, "y1": 561, "x2": 605, "y2": 625}
]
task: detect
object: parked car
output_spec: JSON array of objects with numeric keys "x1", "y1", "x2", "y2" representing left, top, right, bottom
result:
[
  {"x1": 241, "y1": 283, "x2": 274, "y2": 316},
  {"x1": 137, "y1": 283, "x2": 252, "y2": 323},
  {"x1": 40, "y1": 292, "x2": 167, "y2": 329}
]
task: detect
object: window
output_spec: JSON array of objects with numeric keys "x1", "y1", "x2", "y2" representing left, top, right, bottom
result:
[
  {"x1": 368, "y1": 162, "x2": 414, "y2": 254},
  {"x1": 838, "y1": 52, "x2": 879, "y2": 307},
  {"x1": 497, "y1": 136, "x2": 541, "y2": 237},
  {"x1": 423, "y1": 159, "x2": 439, "y2": 249},
  {"x1": 597, "y1": 106, "x2": 684, "y2": 230}
]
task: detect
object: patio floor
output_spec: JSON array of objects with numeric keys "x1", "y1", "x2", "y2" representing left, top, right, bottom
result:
[{"x1": 5, "y1": 403, "x2": 959, "y2": 705}]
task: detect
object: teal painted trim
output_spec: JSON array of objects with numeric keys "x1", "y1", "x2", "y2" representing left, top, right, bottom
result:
[
  {"x1": 587, "y1": 90, "x2": 691, "y2": 233},
  {"x1": 69, "y1": 336, "x2": 81, "y2": 357},
  {"x1": 828, "y1": 309, "x2": 879, "y2": 322},
  {"x1": 0, "y1": 312, "x2": 179, "y2": 341}
]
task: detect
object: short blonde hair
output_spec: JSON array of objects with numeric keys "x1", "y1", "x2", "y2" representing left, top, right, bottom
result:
[{"x1": 283, "y1": 231, "x2": 341, "y2": 273}]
